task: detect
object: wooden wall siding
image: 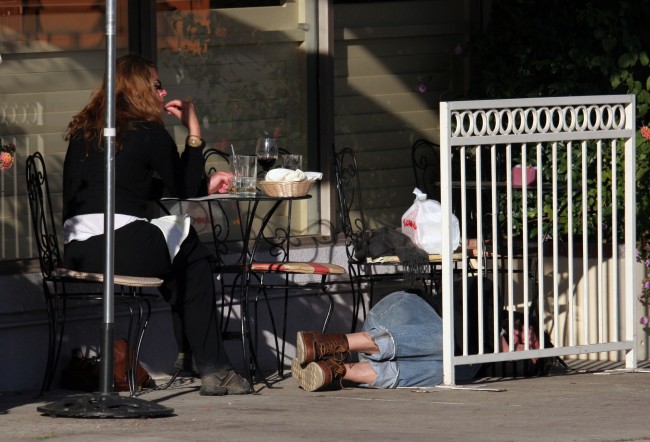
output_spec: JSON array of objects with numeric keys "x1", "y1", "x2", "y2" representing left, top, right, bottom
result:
[
  {"x1": 0, "y1": 49, "x2": 106, "y2": 260},
  {"x1": 333, "y1": 0, "x2": 471, "y2": 230}
]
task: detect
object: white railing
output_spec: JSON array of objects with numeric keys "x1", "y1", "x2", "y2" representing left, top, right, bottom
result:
[{"x1": 439, "y1": 95, "x2": 637, "y2": 385}]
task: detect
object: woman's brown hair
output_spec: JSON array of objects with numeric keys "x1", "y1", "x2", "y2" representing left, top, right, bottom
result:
[{"x1": 64, "y1": 53, "x2": 164, "y2": 153}]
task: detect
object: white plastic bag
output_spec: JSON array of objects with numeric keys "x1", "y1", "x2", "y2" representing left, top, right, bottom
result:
[{"x1": 401, "y1": 188, "x2": 461, "y2": 254}]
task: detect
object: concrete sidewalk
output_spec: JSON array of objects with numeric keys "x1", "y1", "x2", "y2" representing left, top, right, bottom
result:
[{"x1": 2, "y1": 361, "x2": 650, "y2": 442}]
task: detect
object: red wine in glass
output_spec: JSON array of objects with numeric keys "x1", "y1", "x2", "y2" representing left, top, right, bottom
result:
[
  {"x1": 256, "y1": 137, "x2": 279, "y2": 172},
  {"x1": 257, "y1": 155, "x2": 277, "y2": 171}
]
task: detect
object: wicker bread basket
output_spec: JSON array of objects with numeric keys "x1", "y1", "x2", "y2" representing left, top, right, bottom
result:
[{"x1": 258, "y1": 180, "x2": 315, "y2": 197}]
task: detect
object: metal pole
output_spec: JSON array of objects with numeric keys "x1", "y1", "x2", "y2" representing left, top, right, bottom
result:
[
  {"x1": 37, "y1": 0, "x2": 172, "y2": 417},
  {"x1": 100, "y1": 0, "x2": 117, "y2": 395}
]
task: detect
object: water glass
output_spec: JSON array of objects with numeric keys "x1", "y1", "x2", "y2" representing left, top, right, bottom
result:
[
  {"x1": 231, "y1": 155, "x2": 257, "y2": 196},
  {"x1": 281, "y1": 154, "x2": 303, "y2": 171}
]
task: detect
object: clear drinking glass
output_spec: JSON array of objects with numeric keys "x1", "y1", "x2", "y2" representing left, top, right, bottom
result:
[
  {"x1": 255, "y1": 137, "x2": 279, "y2": 172},
  {"x1": 281, "y1": 154, "x2": 303, "y2": 171},
  {"x1": 231, "y1": 155, "x2": 257, "y2": 196}
]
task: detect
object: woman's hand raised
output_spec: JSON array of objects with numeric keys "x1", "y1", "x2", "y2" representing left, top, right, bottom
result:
[{"x1": 165, "y1": 99, "x2": 201, "y2": 137}]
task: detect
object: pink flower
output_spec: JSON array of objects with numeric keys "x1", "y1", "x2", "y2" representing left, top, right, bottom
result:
[
  {"x1": 641, "y1": 125, "x2": 650, "y2": 141},
  {"x1": 0, "y1": 151, "x2": 14, "y2": 170},
  {"x1": 417, "y1": 83, "x2": 427, "y2": 93},
  {"x1": 641, "y1": 316, "x2": 649, "y2": 326},
  {"x1": 645, "y1": 281, "x2": 650, "y2": 289}
]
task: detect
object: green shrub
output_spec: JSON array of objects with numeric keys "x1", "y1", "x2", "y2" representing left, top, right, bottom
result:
[{"x1": 470, "y1": 0, "x2": 650, "y2": 243}]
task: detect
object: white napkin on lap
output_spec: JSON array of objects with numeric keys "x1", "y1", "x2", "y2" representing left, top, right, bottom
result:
[{"x1": 150, "y1": 214, "x2": 191, "y2": 261}]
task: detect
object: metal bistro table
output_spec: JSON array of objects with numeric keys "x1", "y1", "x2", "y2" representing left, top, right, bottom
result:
[{"x1": 161, "y1": 191, "x2": 312, "y2": 384}]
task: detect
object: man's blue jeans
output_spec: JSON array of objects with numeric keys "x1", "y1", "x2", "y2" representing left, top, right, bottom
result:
[{"x1": 359, "y1": 291, "x2": 479, "y2": 388}]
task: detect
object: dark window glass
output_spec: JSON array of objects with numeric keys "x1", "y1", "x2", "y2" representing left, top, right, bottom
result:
[
  {"x1": 333, "y1": 0, "x2": 391, "y2": 3},
  {"x1": 209, "y1": 0, "x2": 285, "y2": 7}
]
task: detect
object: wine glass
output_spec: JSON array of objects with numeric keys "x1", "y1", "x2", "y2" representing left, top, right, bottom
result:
[{"x1": 255, "y1": 137, "x2": 279, "y2": 172}]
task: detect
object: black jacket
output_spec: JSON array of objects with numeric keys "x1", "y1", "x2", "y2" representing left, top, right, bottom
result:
[{"x1": 63, "y1": 122, "x2": 205, "y2": 222}]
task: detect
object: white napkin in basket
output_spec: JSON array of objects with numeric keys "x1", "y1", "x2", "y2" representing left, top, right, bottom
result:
[{"x1": 265, "y1": 168, "x2": 306, "y2": 182}]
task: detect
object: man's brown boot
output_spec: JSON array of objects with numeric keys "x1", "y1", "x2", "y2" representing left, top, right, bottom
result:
[
  {"x1": 295, "y1": 331, "x2": 350, "y2": 365},
  {"x1": 291, "y1": 357, "x2": 304, "y2": 383},
  {"x1": 298, "y1": 359, "x2": 347, "y2": 392}
]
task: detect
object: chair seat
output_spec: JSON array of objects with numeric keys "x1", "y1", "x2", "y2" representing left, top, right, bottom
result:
[
  {"x1": 365, "y1": 252, "x2": 463, "y2": 264},
  {"x1": 478, "y1": 240, "x2": 540, "y2": 259},
  {"x1": 250, "y1": 262, "x2": 346, "y2": 275},
  {"x1": 54, "y1": 267, "x2": 163, "y2": 288}
]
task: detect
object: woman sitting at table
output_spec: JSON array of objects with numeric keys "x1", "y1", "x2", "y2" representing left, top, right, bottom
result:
[{"x1": 61, "y1": 53, "x2": 248, "y2": 396}]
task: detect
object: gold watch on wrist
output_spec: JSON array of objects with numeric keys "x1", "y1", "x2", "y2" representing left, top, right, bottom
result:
[{"x1": 185, "y1": 135, "x2": 206, "y2": 149}]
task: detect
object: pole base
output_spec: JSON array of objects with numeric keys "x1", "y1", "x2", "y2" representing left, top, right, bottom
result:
[{"x1": 37, "y1": 392, "x2": 174, "y2": 418}]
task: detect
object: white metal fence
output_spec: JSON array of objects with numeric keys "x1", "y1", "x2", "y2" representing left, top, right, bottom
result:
[{"x1": 439, "y1": 95, "x2": 637, "y2": 385}]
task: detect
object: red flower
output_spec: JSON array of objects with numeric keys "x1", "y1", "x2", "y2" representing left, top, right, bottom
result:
[
  {"x1": 641, "y1": 125, "x2": 650, "y2": 141},
  {"x1": 0, "y1": 141, "x2": 15, "y2": 171}
]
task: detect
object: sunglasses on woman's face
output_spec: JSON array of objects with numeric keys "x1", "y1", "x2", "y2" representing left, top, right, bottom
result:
[{"x1": 152, "y1": 80, "x2": 163, "y2": 91}]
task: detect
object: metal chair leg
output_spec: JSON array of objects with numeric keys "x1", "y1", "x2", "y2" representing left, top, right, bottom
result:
[
  {"x1": 241, "y1": 273, "x2": 268, "y2": 388},
  {"x1": 252, "y1": 278, "x2": 283, "y2": 380},
  {"x1": 319, "y1": 275, "x2": 335, "y2": 333},
  {"x1": 124, "y1": 292, "x2": 152, "y2": 397},
  {"x1": 40, "y1": 285, "x2": 58, "y2": 396},
  {"x1": 40, "y1": 283, "x2": 68, "y2": 396}
]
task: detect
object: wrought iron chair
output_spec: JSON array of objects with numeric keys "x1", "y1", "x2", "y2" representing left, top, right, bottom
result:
[
  {"x1": 333, "y1": 146, "x2": 448, "y2": 331},
  {"x1": 210, "y1": 147, "x2": 344, "y2": 379},
  {"x1": 246, "y1": 197, "x2": 346, "y2": 378},
  {"x1": 25, "y1": 152, "x2": 163, "y2": 396},
  {"x1": 248, "y1": 147, "x2": 345, "y2": 377},
  {"x1": 411, "y1": 138, "x2": 441, "y2": 201},
  {"x1": 411, "y1": 138, "x2": 472, "y2": 230}
]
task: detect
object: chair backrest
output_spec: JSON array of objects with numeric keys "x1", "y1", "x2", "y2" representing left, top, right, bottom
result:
[
  {"x1": 247, "y1": 146, "x2": 304, "y2": 264},
  {"x1": 195, "y1": 147, "x2": 234, "y2": 264},
  {"x1": 332, "y1": 146, "x2": 370, "y2": 262},
  {"x1": 25, "y1": 152, "x2": 61, "y2": 279},
  {"x1": 201, "y1": 146, "x2": 299, "y2": 265},
  {"x1": 203, "y1": 147, "x2": 230, "y2": 178},
  {"x1": 252, "y1": 202, "x2": 294, "y2": 264},
  {"x1": 411, "y1": 138, "x2": 441, "y2": 201},
  {"x1": 251, "y1": 147, "x2": 296, "y2": 263}
]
